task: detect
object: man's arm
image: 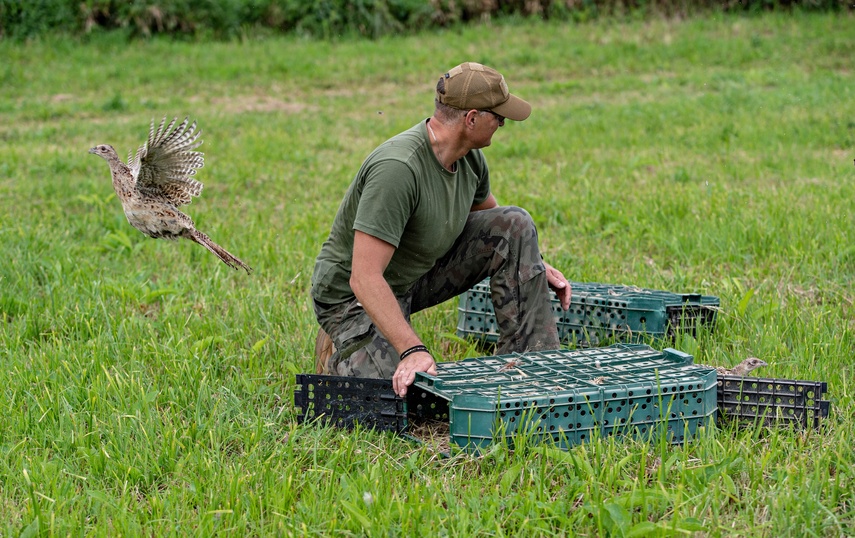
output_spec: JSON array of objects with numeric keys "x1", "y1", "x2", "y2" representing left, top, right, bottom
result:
[
  {"x1": 471, "y1": 192, "x2": 498, "y2": 211},
  {"x1": 350, "y1": 230, "x2": 437, "y2": 397}
]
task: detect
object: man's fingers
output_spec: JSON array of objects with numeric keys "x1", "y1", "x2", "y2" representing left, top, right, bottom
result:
[
  {"x1": 550, "y1": 269, "x2": 568, "y2": 287},
  {"x1": 393, "y1": 352, "x2": 436, "y2": 397},
  {"x1": 544, "y1": 263, "x2": 572, "y2": 310},
  {"x1": 396, "y1": 370, "x2": 415, "y2": 397},
  {"x1": 559, "y1": 284, "x2": 572, "y2": 310},
  {"x1": 393, "y1": 369, "x2": 411, "y2": 396}
]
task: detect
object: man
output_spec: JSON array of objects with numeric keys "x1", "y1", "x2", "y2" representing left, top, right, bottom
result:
[{"x1": 311, "y1": 62, "x2": 571, "y2": 397}]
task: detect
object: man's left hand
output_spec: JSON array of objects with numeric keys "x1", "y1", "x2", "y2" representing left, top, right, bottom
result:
[{"x1": 544, "y1": 262, "x2": 572, "y2": 310}]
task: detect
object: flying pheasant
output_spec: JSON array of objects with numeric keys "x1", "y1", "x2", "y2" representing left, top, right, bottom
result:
[{"x1": 89, "y1": 116, "x2": 251, "y2": 273}]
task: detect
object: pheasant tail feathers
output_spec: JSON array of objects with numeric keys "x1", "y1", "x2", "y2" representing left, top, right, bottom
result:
[{"x1": 188, "y1": 229, "x2": 252, "y2": 274}]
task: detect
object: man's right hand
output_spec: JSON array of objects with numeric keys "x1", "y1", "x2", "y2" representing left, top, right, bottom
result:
[{"x1": 393, "y1": 351, "x2": 437, "y2": 397}]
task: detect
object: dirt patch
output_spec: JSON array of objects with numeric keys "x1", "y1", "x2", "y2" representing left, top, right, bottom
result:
[{"x1": 211, "y1": 95, "x2": 315, "y2": 114}]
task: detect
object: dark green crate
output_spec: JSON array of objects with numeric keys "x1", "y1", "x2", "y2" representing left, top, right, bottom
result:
[
  {"x1": 716, "y1": 375, "x2": 830, "y2": 429},
  {"x1": 294, "y1": 374, "x2": 449, "y2": 434},
  {"x1": 413, "y1": 344, "x2": 718, "y2": 452},
  {"x1": 457, "y1": 279, "x2": 720, "y2": 347}
]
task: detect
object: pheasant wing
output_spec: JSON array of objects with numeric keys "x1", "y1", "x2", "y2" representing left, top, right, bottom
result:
[{"x1": 130, "y1": 117, "x2": 205, "y2": 206}]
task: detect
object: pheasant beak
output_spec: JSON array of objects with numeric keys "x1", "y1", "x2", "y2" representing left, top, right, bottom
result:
[{"x1": 88, "y1": 147, "x2": 98, "y2": 154}]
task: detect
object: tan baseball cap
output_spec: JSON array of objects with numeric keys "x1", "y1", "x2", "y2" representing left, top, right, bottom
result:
[{"x1": 437, "y1": 62, "x2": 531, "y2": 121}]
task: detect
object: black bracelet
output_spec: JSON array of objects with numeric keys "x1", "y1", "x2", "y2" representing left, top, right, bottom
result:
[{"x1": 400, "y1": 344, "x2": 429, "y2": 360}]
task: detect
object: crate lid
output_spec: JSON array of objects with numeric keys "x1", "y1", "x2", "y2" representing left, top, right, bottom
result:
[
  {"x1": 466, "y1": 279, "x2": 720, "y2": 309},
  {"x1": 414, "y1": 344, "x2": 716, "y2": 406}
]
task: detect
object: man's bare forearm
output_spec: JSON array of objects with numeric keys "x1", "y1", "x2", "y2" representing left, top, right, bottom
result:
[{"x1": 349, "y1": 270, "x2": 422, "y2": 354}]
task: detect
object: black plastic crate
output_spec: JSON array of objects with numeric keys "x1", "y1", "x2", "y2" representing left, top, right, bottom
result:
[
  {"x1": 457, "y1": 279, "x2": 720, "y2": 347},
  {"x1": 716, "y1": 375, "x2": 830, "y2": 429},
  {"x1": 294, "y1": 374, "x2": 449, "y2": 434}
]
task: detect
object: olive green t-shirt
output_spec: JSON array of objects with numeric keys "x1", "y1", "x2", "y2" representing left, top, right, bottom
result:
[{"x1": 311, "y1": 120, "x2": 491, "y2": 304}]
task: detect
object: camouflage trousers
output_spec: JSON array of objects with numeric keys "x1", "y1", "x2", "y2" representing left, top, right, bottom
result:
[{"x1": 313, "y1": 206, "x2": 560, "y2": 378}]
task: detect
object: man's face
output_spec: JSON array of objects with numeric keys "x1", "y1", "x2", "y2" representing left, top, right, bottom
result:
[{"x1": 471, "y1": 110, "x2": 505, "y2": 148}]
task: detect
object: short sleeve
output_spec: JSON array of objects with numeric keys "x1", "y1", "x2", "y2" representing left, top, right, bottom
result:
[
  {"x1": 352, "y1": 159, "x2": 416, "y2": 248},
  {"x1": 471, "y1": 150, "x2": 491, "y2": 206}
]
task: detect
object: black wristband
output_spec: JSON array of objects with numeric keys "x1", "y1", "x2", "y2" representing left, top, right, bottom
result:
[{"x1": 400, "y1": 344, "x2": 429, "y2": 360}]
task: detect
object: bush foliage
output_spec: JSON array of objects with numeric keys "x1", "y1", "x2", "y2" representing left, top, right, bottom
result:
[{"x1": 1, "y1": 0, "x2": 852, "y2": 39}]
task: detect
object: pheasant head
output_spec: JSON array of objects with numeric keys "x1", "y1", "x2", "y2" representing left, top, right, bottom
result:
[
  {"x1": 731, "y1": 357, "x2": 769, "y2": 376},
  {"x1": 89, "y1": 144, "x2": 120, "y2": 161}
]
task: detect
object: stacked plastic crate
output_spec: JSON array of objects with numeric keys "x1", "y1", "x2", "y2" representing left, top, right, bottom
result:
[
  {"x1": 456, "y1": 279, "x2": 720, "y2": 347},
  {"x1": 295, "y1": 281, "x2": 831, "y2": 449}
]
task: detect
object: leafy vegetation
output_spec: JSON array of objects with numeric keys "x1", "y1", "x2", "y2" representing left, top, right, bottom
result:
[
  {"x1": 1, "y1": 0, "x2": 852, "y2": 39},
  {"x1": 1, "y1": 11, "x2": 854, "y2": 536}
]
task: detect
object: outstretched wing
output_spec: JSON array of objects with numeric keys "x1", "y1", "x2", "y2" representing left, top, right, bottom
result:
[{"x1": 129, "y1": 117, "x2": 204, "y2": 206}]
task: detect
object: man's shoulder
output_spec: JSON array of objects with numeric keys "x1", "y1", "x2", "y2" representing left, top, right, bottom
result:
[
  {"x1": 369, "y1": 122, "x2": 426, "y2": 161},
  {"x1": 355, "y1": 123, "x2": 428, "y2": 186}
]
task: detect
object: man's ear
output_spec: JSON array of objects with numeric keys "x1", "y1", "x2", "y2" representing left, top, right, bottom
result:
[{"x1": 465, "y1": 109, "x2": 479, "y2": 128}]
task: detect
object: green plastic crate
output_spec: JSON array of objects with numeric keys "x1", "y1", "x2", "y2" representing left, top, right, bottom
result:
[
  {"x1": 457, "y1": 279, "x2": 720, "y2": 347},
  {"x1": 413, "y1": 344, "x2": 718, "y2": 452}
]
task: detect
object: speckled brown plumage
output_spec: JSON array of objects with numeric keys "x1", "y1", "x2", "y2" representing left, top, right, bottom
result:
[
  {"x1": 89, "y1": 116, "x2": 251, "y2": 273},
  {"x1": 698, "y1": 357, "x2": 769, "y2": 377}
]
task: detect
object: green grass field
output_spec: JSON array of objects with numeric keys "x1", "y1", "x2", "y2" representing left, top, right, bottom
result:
[{"x1": 1, "y1": 11, "x2": 854, "y2": 536}]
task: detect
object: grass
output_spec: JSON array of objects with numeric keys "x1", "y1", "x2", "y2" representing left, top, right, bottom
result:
[{"x1": 1, "y1": 11, "x2": 854, "y2": 536}]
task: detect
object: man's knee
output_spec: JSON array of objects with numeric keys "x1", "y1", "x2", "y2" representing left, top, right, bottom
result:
[
  {"x1": 476, "y1": 205, "x2": 536, "y2": 236},
  {"x1": 502, "y1": 206, "x2": 536, "y2": 234}
]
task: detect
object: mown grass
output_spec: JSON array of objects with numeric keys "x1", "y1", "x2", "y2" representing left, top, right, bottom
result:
[{"x1": 1, "y1": 12, "x2": 854, "y2": 536}]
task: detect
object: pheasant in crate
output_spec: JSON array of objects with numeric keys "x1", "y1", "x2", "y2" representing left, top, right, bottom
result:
[
  {"x1": 699, "y1": 357, "x2": 768, "y2": 376},
  {"x1": 89, "y1": 116, "x2": 251, "y2": 273}
]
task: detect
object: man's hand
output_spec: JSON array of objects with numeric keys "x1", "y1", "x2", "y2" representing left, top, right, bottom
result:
[
  {"x1": 544, "y1": 261, "x2": 572, "y2": 311},
  {"x1": 393, "y1": 351, "x2": 437, "y2": 397}
]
